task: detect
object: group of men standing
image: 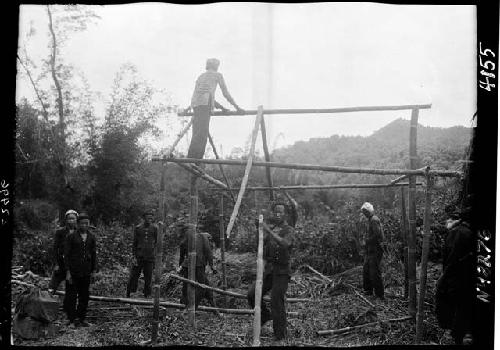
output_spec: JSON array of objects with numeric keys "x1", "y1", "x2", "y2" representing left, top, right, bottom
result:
[{"x1": 48, "y1": 199, "x2": 378, "y2": 340}]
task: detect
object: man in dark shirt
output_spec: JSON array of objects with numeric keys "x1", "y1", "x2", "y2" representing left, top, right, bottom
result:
[
  {"x1": 177, "y1": 224, "x2": 217, "y2": 309},
  {"x1": 248, "y1": 202, "x2": 295, "y2": 341},
  {"x1": 64, "y1": 213, "x2": 97, "y2": 327},
  {"x1": 436, "y1": 210, "x2": 474, "y2": 345},
  {"x1": 361, "y1": 202, "x2": 385, "y2": 300},
  {"x1": 126, "y1": 210, "x2": 158, "y2": 298},
  {"x1": 187, "y1": 58, "x2": 244, "y2": 159},
  {"x1": 50, "y1": 209, "x2": 78, "y2": 294}
]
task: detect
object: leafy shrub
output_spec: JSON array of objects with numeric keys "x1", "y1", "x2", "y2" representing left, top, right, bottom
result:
[
  {"x1": 13, "y1": 228, "x2": 53, "y2": 276},
  {"x1": 14, "y1": 200, "x2": 58, "y2": 230},
  {"x1": 94, "y1": 223, "x2": 134, "y2": 270}
]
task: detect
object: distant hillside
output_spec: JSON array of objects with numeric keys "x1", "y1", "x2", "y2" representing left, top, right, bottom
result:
[{"x1": 269, "y1": 118, "x2": 471, "y2": 186}]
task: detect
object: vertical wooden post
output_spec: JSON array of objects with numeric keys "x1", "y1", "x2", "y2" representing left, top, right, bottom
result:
[
  {"x1": 416, "y1": 168, "x2": 432, "y2": 343},
  {"x1": 408, "y1": 108, "x2": 419, "y2": 319},
  {"x1": 253, "y1": 214, "x2": 264, "y2": 346},
  {"x1": 150, "y1": 117, "x2": 193, "y2": 342},
  {"x1": 188, "y1": 173, "x2": 198, "y2": 328},
  {"x1": 260, "y1": 116, "x2": 275, "y2": 201},
  {"x1": 219, "y1": 194, "x2": 228, "y2": 307},
  {"x1": 400, "y1": 187, "x2": 409, "y2": 299},
  {"x1": 151, "y1": 161, "x2": 167, "y2": 343}
]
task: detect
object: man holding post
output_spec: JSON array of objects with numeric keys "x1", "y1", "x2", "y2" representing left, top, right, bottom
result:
[{"x1": 248, "y1": 202, "x2": 295, "y2": 341}]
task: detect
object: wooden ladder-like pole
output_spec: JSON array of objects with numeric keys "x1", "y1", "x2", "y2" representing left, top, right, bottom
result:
[
  {"x1": 416, "y1": 168, "x2": 433, "y2": 342},
  {"x1": 151, "y1": 163, "x2": 167, "y2": 343},
  {"x1": 408, "y1": 108, "x2": 419, "y2": 320},
  {"x1": 151, "y1": 116, "x2": 193, "y2": 342},
  {"x1": 253, "y1": 214, "x2": 265, "y2": 346},
  {"x1": 400, "y1": 186, "x2": 409, "y2": 299},
  {"x1": 188, "y1": 173, "x2": 198, "y2": 328},
  {"x1": 219, "y1": 194, "x2": 228, "y2": 307}
]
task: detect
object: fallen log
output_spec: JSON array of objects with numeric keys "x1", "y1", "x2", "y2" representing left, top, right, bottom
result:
[
  {"x1": 167, "y1": 273, "x2": 310, "y2": 303},
  {"x1": 167, "y1": 273, "x2": 248, "y2": 299},
  {"x1": 317, "y1": 316, "x2": 413, "y2": 336},
  {"x1": 48, "y1": 290, "x2": 298, "y2": 316}
]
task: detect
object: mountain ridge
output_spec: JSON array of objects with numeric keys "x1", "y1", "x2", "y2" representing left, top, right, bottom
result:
[{"x1": 271, "y1": 118, "x2": 471, "y2": 172}]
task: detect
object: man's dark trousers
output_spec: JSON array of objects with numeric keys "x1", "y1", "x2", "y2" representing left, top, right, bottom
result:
[
  {"x1": 50, "y1": 268, "x2": 66, "y2": 291},
  {"x1": 180, "y1": 266, "x2": 214, "y2": 308},
  {"x1": 65, "y1": 275, "x2": 91, "y2": 322},
  {"x1": 363, "y1": 254, "x2": 384, "y2": 298},
  {"x1": 50, "y1": 269, "x2": 71, "y2": 313},
  {"x1": 248, "y1": 271, "x2": 290, "y2": 339},
  {"x1": 187, "y1": 105, "x2": 211, "y2": 159},
  {"x1": 127, "y1": 258, "x2": 154, "y2": 297}
]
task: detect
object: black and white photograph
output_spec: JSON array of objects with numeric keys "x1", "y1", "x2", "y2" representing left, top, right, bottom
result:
[{"x1": 4, "y1": 1, "x2": 498, "y2": 347}]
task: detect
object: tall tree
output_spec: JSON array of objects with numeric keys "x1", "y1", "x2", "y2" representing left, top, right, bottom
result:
[
  {"x1": 88, "y1": 64, "x2": 169, "y2": 224},
  {"x1": 17, "y1": 5, "x2": 99, "y2": 211}
]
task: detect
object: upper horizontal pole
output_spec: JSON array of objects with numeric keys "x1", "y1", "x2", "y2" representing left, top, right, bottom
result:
[
  {"x1": 177, "y1": 104, "x2": 432, "y2": 117},
  {"x1": 152, "y1": 157, "x2": 461, "y2": 177},
  {"x1": 206, "y1": 183, "x2": 423, "y2": 191}
]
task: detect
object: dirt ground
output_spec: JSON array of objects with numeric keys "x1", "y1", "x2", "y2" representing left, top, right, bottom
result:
[{"x1": 12, "y1": 252, "x2": 453, "y2": 347}]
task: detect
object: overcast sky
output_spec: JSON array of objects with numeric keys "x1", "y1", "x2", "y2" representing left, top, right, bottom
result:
[{"x1": 17, "y1": 3, "x2": 476, "y2": 156}]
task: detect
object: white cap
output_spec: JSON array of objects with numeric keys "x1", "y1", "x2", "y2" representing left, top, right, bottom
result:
[
  {"x1": 65, "y1": 209, "x2": 78, "y2": 218},
  {"x1": 361, "y1": 202, "x2": 374, "y2": 214}
]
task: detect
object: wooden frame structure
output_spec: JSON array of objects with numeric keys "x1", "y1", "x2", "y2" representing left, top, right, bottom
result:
[{"x1": 153, "y1": 104, "x2": 462, "y2": 345}]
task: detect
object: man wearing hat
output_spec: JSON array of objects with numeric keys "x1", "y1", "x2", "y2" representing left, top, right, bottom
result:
[
  {"x1": 63, "y1": 212, "x2": 97, "y2": 327},
  {"x1": 360, "y1": 202, "x2": 385, "y2": 300},
  {"x1": 126, "y1": 209, "x2": 158, "y2": 298},
  {"x1": 187, "y1": 58, "x2": 244, "y2": 159},
  {"x1": 50, "y1": 209, "x2": 78, "y2": 295}
]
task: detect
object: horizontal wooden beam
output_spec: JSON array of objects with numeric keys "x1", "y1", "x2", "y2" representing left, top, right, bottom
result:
[
  {"x1": 49, "y1": 290, "x2": 283, "y2": 316},
  {"x1": 167, "y1": 273, "x2": 310, "y2": 303},
  {"x1": 206, "y1": 183, "x2": 424, "y2": 191},
  {"x1": 153, "y1": 157, "x2": 461, "y2": 178},
  {"x1": 317, "y1": 316, "x2": 413, "y2": 336},
  {"x1": 177, "y1": 104, "x2": 432, "y2": 117}
]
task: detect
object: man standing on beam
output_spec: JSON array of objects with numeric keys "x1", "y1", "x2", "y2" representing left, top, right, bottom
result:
[{"x1": 187, "y1": 58, "x2": 244, "y2": 159}]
